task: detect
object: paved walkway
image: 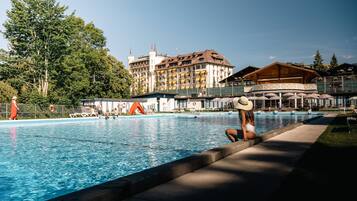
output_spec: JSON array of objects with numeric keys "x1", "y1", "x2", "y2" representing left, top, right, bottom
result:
[{"x1": 125, "y1": 115, "x2": 336, "y2": 201}]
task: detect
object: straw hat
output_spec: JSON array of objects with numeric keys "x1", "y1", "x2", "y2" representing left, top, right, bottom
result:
[
  {"x1": 233, "y1": 96, "x2": 253, "y2": 111},
  {"x1": 12, "y1": 96, "x2": 17, "y2": 100}
]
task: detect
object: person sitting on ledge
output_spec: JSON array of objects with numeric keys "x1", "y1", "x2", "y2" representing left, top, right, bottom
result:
[{"x1": 225, "y1": 96, "x2": 256, "y2": 142}]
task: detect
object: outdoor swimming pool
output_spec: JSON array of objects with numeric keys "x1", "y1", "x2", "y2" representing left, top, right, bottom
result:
[{"x1": 0, "y1": 112, "x2": 321, "y2": 200}]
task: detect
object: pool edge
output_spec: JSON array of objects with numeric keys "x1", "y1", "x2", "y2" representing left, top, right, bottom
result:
[{"x1": 50, "y1": 115, "x2": 322, "y2": 201}]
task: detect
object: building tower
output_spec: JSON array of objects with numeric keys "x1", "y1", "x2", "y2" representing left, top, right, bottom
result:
[{"x1": 128, "y1": 47, "x2": 167, "y2": 95}]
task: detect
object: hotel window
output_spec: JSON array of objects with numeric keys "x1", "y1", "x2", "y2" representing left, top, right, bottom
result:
[
  {"x1": 182, "y1": 60, "x2": 191, "y2": 65},
  {"x1": 169, "y1": 62, "x2": 178, "y2": 67}
]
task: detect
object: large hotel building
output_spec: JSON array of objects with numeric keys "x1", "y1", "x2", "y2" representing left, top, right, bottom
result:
[
  {"x1": 128, "y1": 49, "x2": 167, "y2": 95},
  {"x1": 128, "y1": 49, "x2": 234, "y2": 95}
]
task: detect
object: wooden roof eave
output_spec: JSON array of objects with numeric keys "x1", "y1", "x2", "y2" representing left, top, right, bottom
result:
[{"x1": 243, "y1": 62, "x2": 320, "y2": 82}]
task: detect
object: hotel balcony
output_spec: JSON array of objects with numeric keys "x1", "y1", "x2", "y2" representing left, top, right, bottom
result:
[{"x1": 247, "y1": 83, "x2": 317, "y2": 93}]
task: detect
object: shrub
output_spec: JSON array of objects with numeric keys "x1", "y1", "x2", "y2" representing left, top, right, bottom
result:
[{"x1": 0, "y1": 81, "x2": 17, "y2": 102}]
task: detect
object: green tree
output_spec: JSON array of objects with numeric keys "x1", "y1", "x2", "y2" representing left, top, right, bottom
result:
[
  {"x1": 0, "y1": 49, "x2": 34, "y2": 94},
  {"x1": 103, "y1": 55, "x2": 132, "y2": 98},
  {"x1": 55, "y1": 16, "x2": 131, "y2": 104},
  {"x1": 3, "y1": 0, "x2": 69, "y2": 97},
  {"x1": 136, "y1": 77, "x2": 143, "y2": 95},
  {"x1": 0, "y1": 81, "x2": 17, "y2": 102},
  {"x1": 330, "y1": 53, "x2": 338, "y2": 69},
  {"x1": 2, "y1": 0, "x2": 132, "y2": 105},
  {"x1": 313, "y1": 50, "x2": 324, "y2": 71}
]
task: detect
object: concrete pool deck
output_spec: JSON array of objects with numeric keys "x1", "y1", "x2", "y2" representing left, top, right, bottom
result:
[{"x1": 123, "y1": 114, "x2": 336, "y2": 201}]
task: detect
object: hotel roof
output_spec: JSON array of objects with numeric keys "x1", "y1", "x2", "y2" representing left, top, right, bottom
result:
[{"x1": 156, "y1": 49, "x2": 234, "y2": 69}]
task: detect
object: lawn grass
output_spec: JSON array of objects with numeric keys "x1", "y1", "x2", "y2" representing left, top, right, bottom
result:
[{"x1": 269, "y1": 114, "x2": 357, "y2": 200}]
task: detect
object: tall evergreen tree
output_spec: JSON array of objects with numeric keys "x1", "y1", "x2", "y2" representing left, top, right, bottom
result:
[
  {"x1": 313, "y1": 50, "x2": 324, "y2": 71},
  {"x1": 330, "y1": 53, "x2": 338, "y2": 69}
]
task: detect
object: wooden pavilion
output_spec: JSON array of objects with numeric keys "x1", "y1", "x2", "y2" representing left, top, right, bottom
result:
[
  {"x1": 243, "y1": 62, "x2": 319, "y2": 84},
  {"x1": 242, "y1": 62, "x2": 320, "y2": 109}
]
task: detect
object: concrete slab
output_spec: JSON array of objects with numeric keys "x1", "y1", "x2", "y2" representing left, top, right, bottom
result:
[{"x1": 126, "y1": 114, "x2": 335, "y2": 201}]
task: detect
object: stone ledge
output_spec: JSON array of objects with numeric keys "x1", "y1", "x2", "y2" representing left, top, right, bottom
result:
[{"x1": 51, "y1": 116, "x2": 322, "y2": 201}]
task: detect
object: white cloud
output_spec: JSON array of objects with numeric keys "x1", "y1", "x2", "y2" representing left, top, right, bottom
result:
[
  {"x1": 342, "y1": 55, "x2": 354, "y2": 59},
  {"x1": 269, "y1": 56, "x2": 276, "y2": 60}
]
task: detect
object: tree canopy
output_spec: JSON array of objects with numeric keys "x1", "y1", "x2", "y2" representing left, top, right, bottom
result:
[
  {"x1": 313, "y1": 50, "x2": 324, "y2": 71},
  {"x1": 0, "y1": 0, "x2": 131, "y2": 105},
  {"x1": 330, "y1": 53, "x2": 338, "y2": 69},
  {"x1": 0, "y1": 81, "x2": 17, "y2": 102}
]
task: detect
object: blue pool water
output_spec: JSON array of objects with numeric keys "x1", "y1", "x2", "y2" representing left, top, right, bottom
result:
[{"x1": 0, "y1": 112, "x2": 320, "y2": 200}]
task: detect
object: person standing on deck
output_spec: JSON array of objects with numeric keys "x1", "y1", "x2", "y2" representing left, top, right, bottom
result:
[{"x1": 9, "y1": 96, "x2": 19, "y2": 120}]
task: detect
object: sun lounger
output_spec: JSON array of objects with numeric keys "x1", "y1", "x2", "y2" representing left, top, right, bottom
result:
[
  {"x1": 69, "y1": 113, "x2": 81, "y2": 118},
  {"x1": 81, "y1": 112, "x2": 90, "y2": 117}
]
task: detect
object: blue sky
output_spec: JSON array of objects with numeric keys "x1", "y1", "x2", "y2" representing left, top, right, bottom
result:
[{"x1": 1, "y1": 0, "x2": 357, "y2": 70}]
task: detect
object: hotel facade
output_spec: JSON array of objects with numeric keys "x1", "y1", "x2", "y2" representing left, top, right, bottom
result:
[
  {"x1": 155, "y1": 50, "x2": 234, "y2": 92},
  {"x1": 128, "y1": 49, "x2": 234, "y2": 96},
  {"x1": 128, "y1": 50, "x2": 167, "y2": 95}
]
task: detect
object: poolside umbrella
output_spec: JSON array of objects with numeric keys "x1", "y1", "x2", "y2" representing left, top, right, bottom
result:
[
  {"x1": 319, "y1": 94, "x2": 333, "y2": 107},
  {"x1": 287, "y1": 95, "x2": 301, "y2": 100},
  {"x1": 319, "y1": 94, "x2": 333, "y2": 99},
  {"x1": 269, "y1": 96, "x2": 280, "y2": 100},
  {"x1": 283, "y1": 92, "x2": 294, "y2": 97},
  {"x1": 297, "y1": 93, "x2": 307, "y2": 108},
  {"x1": 288, "y1": 95, "x2": 301, "y2": 109},
  {"x1": 255, "y1": 96, "x2": 268, "y2": 109},
  {"x1": 297, "y1": 93, "x2": 307, "y2": 97},
  {"x1": 255, "y1": 96, "x2": 268, "y2": 100},
  {"x1": 306, "y1": 94, "x2": 319, "y2": 108},
  {"x1": 265, "y1": 93, "x2": 277, "y2": 97},
  {"x1": 311, "y1": 93, "x2": 320, "y2": 97},
  {"x1": 269, "y1": 96, "x2": 280, "y2": 108},
  {"x1": 306, "y1": 94, "x2": 319, "y2": 99},
  {"x1": 247, "y1": 96, "x2": 258, "y2": 109}
]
